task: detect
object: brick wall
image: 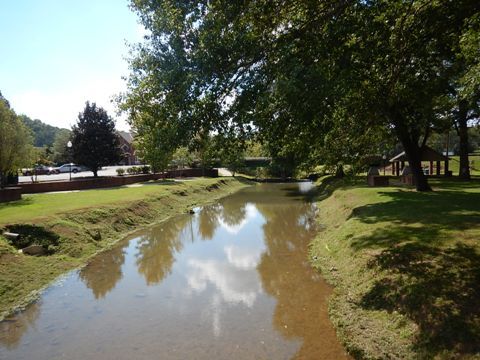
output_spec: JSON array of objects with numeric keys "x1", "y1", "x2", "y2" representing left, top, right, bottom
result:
[
  {"x1": 19, "y1": 168, "x2": 218, "y2": 194},
  {"x1": 0, "y1": 187, "x2": 22, "y2": 203}
]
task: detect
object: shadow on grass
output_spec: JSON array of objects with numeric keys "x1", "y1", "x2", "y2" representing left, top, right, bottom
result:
[
  {"x1": 347, "y1": 182, "x2": 480, "y2": 356},
  {"x1": 142, "y1": 180, "x2": 178, "y2": 186},
  {"x1": 349, "y1": 189, "x2": 480, "y2": 244},
  {"x1": 0, "y1": 197, "x2": 33, "y2": 209},
  {"x1": 361, "y1": 243, "x2": 480, "y2": 356}
]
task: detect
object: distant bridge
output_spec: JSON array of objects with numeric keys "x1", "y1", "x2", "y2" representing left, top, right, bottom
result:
[{"x1": 243, "y1": 157, "x2": 271, "y2": 167}]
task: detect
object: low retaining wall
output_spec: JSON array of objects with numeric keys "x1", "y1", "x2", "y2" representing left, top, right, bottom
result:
[
  {"x1": 165, "y1": 168, "x2": 218, "y2": 178},
  {"x1": 0, "y1": 187, "x2": 22, "y2": 203},
  {"x1": 19, "y1": 168, "x2": 218, "y2": 194},
  {"x1": 20, "y1": 173, "x2": 165, "y2": 194}
]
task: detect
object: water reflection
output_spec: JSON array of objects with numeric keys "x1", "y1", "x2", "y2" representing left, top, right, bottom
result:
[
  {"x1": 197, "y1": 204, "x2": 221, "y2": 240},
  {"x1": 0, "y1": 183, "x2": 349, "y2": 359},
  {"x1": 218, "y1": 201, "x2": 247, "y2": 231},
  {"x1": 79, "y1": 242, "x2": 128, "y2": 299},
  {"x1": 135, "y1": 215, "x2": 192, "y2": 285},
  {"x1": 257, "y1": 202, "x2": 339, "y2": 358},
  {"x1": 0, "y1": 303, "x2": 40, "y2": 349}
]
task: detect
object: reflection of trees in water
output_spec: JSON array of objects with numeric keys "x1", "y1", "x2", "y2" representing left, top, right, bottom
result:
[
  {"x1": 197, "y1": 204, "x2": 221, "y2": 240},
  {"x1": 257, "y1": 203, "x2": 346, "y2": 359},
  {"x1": 218, "y1": 199, "x2": 247, "y2": 228},
  {"x1": 256, "y1": 203, "x2": 317, "y2": 253},
  {"x1": 0, "y1": 302, "x2": 40, "y2": 349},
  {"x1": 136, "y1": 215, "x2": 192, "y2": 285},
  {"x1": 79, "y1": 242, "x2": 128, "y2": 299}
]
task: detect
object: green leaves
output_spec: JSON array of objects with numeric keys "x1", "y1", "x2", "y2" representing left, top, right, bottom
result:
[
  {"x1": 71, "y1": 102, "x2": 121, "y2": 176},
  {"x1": 121, "y1": 0, "x2": 479, "y2": 189},
  {"x1": 0, "y1": 98, "x2": 34, "y2": 187}
]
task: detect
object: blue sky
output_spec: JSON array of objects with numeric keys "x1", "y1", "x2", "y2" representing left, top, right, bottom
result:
[{"x1": 0, "y1": 0, "x2": 144, "y2": 130}]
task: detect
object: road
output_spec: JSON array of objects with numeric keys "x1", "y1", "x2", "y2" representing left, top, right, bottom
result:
[{"x1": 19, "y1": 166, "x2": 137, "y2": 183}]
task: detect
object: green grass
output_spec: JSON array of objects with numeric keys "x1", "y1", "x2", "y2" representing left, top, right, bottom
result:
[
  {"x1": 310, "y1": 176, "x2": 480, "y2": 359},
  {"x1": 0, "y1": 179, "x2": 223, "y2": 225},
  {"x1": 449, "y1": 155, "x2": 480, "y2": 176},
  {"x1": 0, "y1": 177, "x2": 250, "y2": 318}
]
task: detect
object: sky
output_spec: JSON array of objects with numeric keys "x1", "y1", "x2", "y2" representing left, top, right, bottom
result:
[{"x1": 0, "y1": 0, "x2": 145, "y2": 131}]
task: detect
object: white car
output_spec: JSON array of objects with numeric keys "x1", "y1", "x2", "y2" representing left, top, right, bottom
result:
[{"x1": 52, "y1": 164, "x2": 87, "y2": 174}]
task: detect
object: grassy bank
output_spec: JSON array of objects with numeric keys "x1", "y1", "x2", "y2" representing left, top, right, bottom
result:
[
  {"x1": 310, "y1": 176, "x2": 480, "y2": 359},
  {"x1": 0, "y1": 177, "x2": 250, "y2": 319}
]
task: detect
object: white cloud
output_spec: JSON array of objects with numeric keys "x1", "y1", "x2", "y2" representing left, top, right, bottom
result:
[
  {"x1": 186, "y1": 258, "x2": 262, "y2": 308},
  {"x1": 224, "y1": 244, "x2": 263, "y2": 270},
  {"x1": 9, "y1": 75, "x2": 130, "y2": 131}
]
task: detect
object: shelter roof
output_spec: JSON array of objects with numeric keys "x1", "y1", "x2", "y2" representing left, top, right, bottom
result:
[
  {"x1": 389, "y1": 145, "x2": 449, "y2": 162},
  {"x1": 117, "y1": 131, "x2": 134, "y2": 144}
]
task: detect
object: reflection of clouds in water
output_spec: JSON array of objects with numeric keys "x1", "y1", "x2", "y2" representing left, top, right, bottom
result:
[
  {"x1": 217, "y1": 203, "x2": 258, "y2": 234},
  {"x1": 224, "y1": 244, "x2": 264, "y2": 270},
  {"x1": 211, "y1": 294, "x2": 221, "y2": 337},
  {"x1": 187, "y1": 258, "x2": 262, "y2": 307},
  {"x1": 297, "y1": 181, "x2": 314, "y2": 193},
  {"x1": 186, "y1": 202, "x2": 265, "y2": 337}
]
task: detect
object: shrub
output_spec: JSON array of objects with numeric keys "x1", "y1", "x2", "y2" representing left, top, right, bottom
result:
[
  {"x1": 116, "y1": 168, "x2": 125, "y2": 176},
  {"x1": 127, "y1": 167, "x2": 136, "y2": 175},
  {"x1": 141, "y1": 165, "x2": 150, "y2": 174}
]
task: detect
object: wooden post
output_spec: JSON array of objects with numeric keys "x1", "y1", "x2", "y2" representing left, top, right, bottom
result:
[
  {"x1": 396, "y1": 162, "x2": 400, "y2": 176},
  {"x1": 445, "y1": 160, "x2": 449, "y2": 176},
  {"x1": 429, "y1": 161, "x2": 433, "y2": 176},
  {"x1": 436, "y1": 161, "x2": 441, "y2": 176},
  {"x1": 392, "y1": 162, "x2": 396, "y2": 175}
]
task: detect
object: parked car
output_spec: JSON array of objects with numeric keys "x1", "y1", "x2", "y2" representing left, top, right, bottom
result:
[
  {"x1": 22, "y1": 165, "x2": 54, "y2": 176},
  {"x1": 52, "y1": 164, "x2": 87, "y2": 174}
]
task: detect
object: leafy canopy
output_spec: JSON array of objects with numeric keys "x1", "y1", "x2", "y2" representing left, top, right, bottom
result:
[{"x1": 121, "y1": 0, "x2": 480, "y2": 190}]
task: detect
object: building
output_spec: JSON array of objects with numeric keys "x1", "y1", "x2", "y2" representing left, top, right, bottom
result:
[{"x1": 117, "y1": 131, "x2": 140, "y2": 165}]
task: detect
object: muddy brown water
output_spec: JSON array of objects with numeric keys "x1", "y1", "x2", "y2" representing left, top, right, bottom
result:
[{"x1": 0, "y1": 183, "x2": 350, "y2": 359}]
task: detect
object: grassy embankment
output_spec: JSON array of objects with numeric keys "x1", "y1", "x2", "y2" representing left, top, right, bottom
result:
[
  {"x1": 0, "y1": 177, "x2": 250, "y2": 319},
  {"x1": 310, "y1": 176, "x2": 480, "y2": 359}
]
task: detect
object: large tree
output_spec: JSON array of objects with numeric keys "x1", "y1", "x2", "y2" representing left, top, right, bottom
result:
[
  {"x1": 0, "y1": 97, "x2": 33, "y2": 187},
  {"x1": 122, "y1": 0, "x2": 480, "y2": 191},
  {"x1": 71, "y1": 102, "x2": 121, "y2": 177}
]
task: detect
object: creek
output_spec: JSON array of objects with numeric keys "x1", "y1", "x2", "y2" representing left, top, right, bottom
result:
[{"x1": 0, "y1": 183, "x2": 349, "y2": 359}]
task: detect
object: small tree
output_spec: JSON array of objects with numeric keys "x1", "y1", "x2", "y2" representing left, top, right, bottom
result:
[
  {"x1": 52, "y1": 128, "x2": 73, "y2": 164},
  {"x1": 135, "y1": 126, "x2": 174, "y2": 175},
  {"x1": 172, "y1": 146, "x2": 193, "y2": 169},
  {"x1": 71, "y1": 102, "x2": 121, "y2": 177},
  {"x1": 217, "y1": 135, "x2": 245, "y2": 176},
  {"x1": 0, "y1": 98, "x2": 33, "y2": 187}
]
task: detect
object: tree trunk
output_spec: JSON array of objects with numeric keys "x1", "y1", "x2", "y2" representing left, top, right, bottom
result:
[
  {"x1": 403, "y1": 142, "x2": 431, "y2": 191},
  {"x1": 393, "y1": 116, "x2": 431, "y2": 191},
  {"x1": 457, "y1": 100, "x2": 470, "y2": 180},
  {"x1": 93, "y1": 169, "x2": 98, "y2": 178},
  {"x1": 335, "y1": 164, "x2": 344, "y2": 178}
]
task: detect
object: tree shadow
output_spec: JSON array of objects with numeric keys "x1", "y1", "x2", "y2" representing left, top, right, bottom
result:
[
  {"x1": 0, "y1": 197, "x2": 33, "y2": 210},
  {"x1": 345, "y1": 183, "x2": 480, "y2": 356},
  {"x1": 349, "y1": 189, "x2": 480, "y2": 237},
  {"x1": 361, "y1": 242, "x2": 480, "y2": 356}
]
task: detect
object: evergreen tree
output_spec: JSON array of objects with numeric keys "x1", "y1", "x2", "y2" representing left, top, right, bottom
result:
[{"x1": 71, "y1": 102, "x2": 121, "y2": 177}]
